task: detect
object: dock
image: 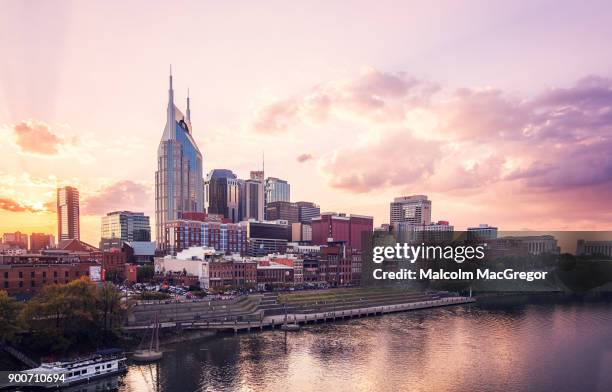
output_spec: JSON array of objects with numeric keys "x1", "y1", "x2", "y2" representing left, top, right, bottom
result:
[{"x1": 124, "y1": 294, "x2": 475, "y2": 333}]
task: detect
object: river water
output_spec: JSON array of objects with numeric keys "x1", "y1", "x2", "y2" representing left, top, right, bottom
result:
[{"x1": 116, "y1": 296, "x2": 612, "y2": 392}]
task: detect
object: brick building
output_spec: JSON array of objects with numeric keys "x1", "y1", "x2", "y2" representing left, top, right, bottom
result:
[
  {"x1": 164, "y1": 219, "x2": 247, "y2": 255},
  {"x1": 0, "y1": 253, "x2": 100, "y2": 295},
  {"x1": 311, "y1": 213, "x2": 373, "y2": 252}
]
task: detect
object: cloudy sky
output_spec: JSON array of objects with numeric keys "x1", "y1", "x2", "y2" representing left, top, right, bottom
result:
[{"x1": 1, "y1": 0, "x2": 612, "y2": 245}]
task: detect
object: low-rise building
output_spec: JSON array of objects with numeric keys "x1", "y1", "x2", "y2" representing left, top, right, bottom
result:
[
  {"x1": 0, "y1": 253, "x2": 101, "y2": 295},
  {"x1": 256, "y1": 261, "x2": 294, "y2": 289},
  {"x1": 154, "y1": 247, "x2": 216, "y2": 289},
  {"x1": 576, "y1": 240, "x2": 612, "y2": 258}
]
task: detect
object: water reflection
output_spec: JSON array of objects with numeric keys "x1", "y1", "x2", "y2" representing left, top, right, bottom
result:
[{"x1": 118, "y1": 297, "x2": 612, "y2": 392}]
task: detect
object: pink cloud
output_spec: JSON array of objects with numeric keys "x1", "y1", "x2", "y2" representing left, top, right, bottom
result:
[
  {"x1": 82, "y1": 180, "x2": 152, "y2": 215},
  {"x1": 12, "y1": 120, "x2": 64, "y2": 155},
  {"x1": 0, "y1": 198, "x2": 45, "y2": 213},
  {"x1": 321, "y1": 129, "x2": 440, "y2": 193},
  {"x1": 255, "y1": 70, "x2": 612, "y2": 228},
  {"x1": 250, "y1": 69, "x2": 438, "y2": 134}
]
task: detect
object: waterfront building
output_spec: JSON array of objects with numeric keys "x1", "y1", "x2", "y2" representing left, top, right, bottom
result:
[
  {"x1": 390, "y1": 195, "x2": 431, "y2": 225},
  {"x1": 209, "y1": 256, "x2": 257, "y2": 289},
  {"x1": 265, "y1": 177, "x2": 290, "y2": 206},
  {"x1": 256, "y1": 261, "x2": 295, "y2": 288},
  {"x1": 0, "y1": 252, "x2": 101, "y2": 295},
  {"x1": 260, "y1": 254, "x2": 304, "y2": 285},
  {"x1": 155, "y1": 70, "x2": 204, "y2": 249},
  {"x1": 311, "y1": 212, "x2": 373, "y2": 252},
  {"x1": 29, "y1": 233, "x2": 55, "y2": 253},
  {"x1": 265, "y1": 201, "x2": 299, "y2": 224},
  {"x1": 467, "y1": 224, "x2": 498, "y2": 241},
  {"x1": 205, "y1": 169, "x2": 240, "y2": 223},
  {"x1": 57, "y1": 186, "x2": 80, "y2": 241},
  {"x1": 576, "y1": 240, "x2": 612, "y2": 258},
  {"x1": 296, "y1": 201, "x2": 320, "y2": 224},
  {"x1": 317, "y1": 241, "x2": 353, "y2": 286},
  {"x1": 101, "y1": 211, "x2": 151, "y2": 248},
  {"x1": 154, "y1": 247, "x2": 215, "y2": 289}
]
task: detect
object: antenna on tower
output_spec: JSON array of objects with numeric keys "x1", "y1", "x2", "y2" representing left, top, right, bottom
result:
[
  {"x1": 186, "y1": 88, "x2": 191, "y2": 123},
  {"x1": 169, "y1": 65, "x2": 173, "y2": 89}
]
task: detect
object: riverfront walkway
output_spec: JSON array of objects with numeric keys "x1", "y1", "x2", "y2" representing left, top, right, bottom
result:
[{"x1": 124, "y1": 294, "x2": 475, "y2": 333}]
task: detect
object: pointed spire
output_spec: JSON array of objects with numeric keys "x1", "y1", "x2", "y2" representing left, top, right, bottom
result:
[
  {"x1": 186, "y1": 88, "x2": 191, "y2": 123},
  {"x1": 165, "y1": 65, "x2": 176, "y2": 140},
  {"x1": 168, "y1": 64, "x2": 174, "y2": 105}
]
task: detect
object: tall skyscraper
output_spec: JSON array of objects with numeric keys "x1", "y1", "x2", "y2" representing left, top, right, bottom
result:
[
  {"x1": 155, "y1": 70, "x2": 204, "y2": 249},
  {"x1": 101, "y1": 211, "x2": 151, "y2": 242},
  {"x1": 265, "y1": 177, "x2": 290, "y2": 205},
  {"x1": 242, "y1": 171, "x2": 265, "y2": 221},
  {"x1": 57, "y1": 186, "x2": 80, "y2": 241},
  {"x1": 205, "y1": 169, "x2": 240, "y2": 223},
  {"x1": 390, "y1": 195, "x2": 431, "y2": 225}
]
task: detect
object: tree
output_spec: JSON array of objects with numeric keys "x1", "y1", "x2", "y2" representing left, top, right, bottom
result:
[
  {"x1": 137, "y1": 264, "x2": 155, "y2": 282},
  {"x1": 19, "y1": 278, "x2": 124, "y2": 352},
  {"x1": 0, "y1": 290, "x2": 22, "y2": 343},
  {"x1": 97, "y1": 282, "x2": 124, "y2": 341}
]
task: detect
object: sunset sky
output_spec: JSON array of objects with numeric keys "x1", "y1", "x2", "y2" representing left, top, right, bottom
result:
[{"x1": 1, "y1": 0, "x2": 612, "y2": 245}]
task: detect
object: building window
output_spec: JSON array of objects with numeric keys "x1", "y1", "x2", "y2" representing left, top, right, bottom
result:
[
  {"x1": 3, "y1": 272, "x2": 7, "y2": 279},
  {"x1": 19, "y1": 281, "x2": 23, "y2": 288},
  {"x1": 31, "y1": 271, "x2": 35, "y2": 278},
  {"x1": 3, "y1": 281, "x2": 8, "y2": 288},
  {"x1": 19, "y1": 272, "x2": 23, "y2": 278},
  {"x1": 31, "y1": 280, "x2": 35, "y2": 287},
  {"x1": 65, "y1": 271, "x2": 69, "y2": 278}
]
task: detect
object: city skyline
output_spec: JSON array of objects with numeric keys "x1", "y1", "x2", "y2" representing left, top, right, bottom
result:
[{"x1": 2, "y1": 1, "x2": 612, "y2": 245}]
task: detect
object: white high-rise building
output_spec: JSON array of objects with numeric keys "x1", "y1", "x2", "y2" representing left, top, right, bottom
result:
[
  {"x1": 390, "y1": 195, "x2": 431, "y2": 225},
  {"x1": 155, "y1": 69, "x2": 204, "y2": 249}
]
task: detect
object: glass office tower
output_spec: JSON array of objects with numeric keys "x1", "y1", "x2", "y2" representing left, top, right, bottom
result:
[{"x1": 155, "y1": 70, "x2": 204, "y2": 249}]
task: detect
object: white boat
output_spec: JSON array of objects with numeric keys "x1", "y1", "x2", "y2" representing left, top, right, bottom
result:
[
  {"x1": 25, "y1": 348, "x2": 127, "y2": 388},
  {"x1": 132, "y1": 312, "x2": 163, "y2": 362}
]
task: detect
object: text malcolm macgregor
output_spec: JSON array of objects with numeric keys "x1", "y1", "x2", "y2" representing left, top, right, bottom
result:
[{"x1": 371, "y1": 244, "x2": 549, "y2": 281}]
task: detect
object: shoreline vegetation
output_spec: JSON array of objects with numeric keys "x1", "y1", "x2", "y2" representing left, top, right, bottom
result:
[
  {"x1": 2, "y1": 278, "x2": 612, "y2": 372},
  {"x1": 0, "y1": 278, "x2": 124, "y2": 368}
]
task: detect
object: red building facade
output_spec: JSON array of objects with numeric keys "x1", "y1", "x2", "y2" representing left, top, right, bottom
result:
[{"x1": 311, "y1": 213, "x2": 373, "y2": 252}]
